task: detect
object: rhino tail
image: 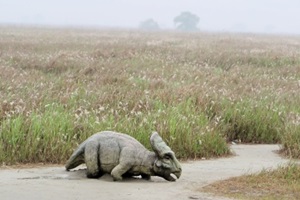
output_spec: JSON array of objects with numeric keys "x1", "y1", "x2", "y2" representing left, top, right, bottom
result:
[{"x1": 65, "y1": 141, "x2": 86, "y2": 171}]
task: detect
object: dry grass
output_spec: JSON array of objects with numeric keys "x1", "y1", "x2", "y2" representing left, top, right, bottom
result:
[
  {"x1": 0, "y1": 26, "x2": 300, "y2": 164},
  {"x1": 201, "y1": 163, "x2": 300, "y2": 200}
]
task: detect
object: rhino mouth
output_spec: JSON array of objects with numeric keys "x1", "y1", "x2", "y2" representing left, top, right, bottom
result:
[
  {"x1": 173, "y1": 170, "x2": 181, "y2": 179},
  {"x1": 165, "y1": 170, "x2": 181, "y2": 181}
]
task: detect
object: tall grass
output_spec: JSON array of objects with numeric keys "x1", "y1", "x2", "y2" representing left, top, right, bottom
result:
[
  {"x1": 1, "y1": 104, "x2": 77, "y2": 164},
  {"x1": 0, "y1": 26, "x2": 299, "y2": 164},
  {"x1": 281, "y1": 125, "x2": 300, "y2": 159},
  {"x1": 218, "y1": 99, "x2": 284, "y2": 143},
  {"x1": 0, "y1": 100, "x2": 228, "y2": 164}
]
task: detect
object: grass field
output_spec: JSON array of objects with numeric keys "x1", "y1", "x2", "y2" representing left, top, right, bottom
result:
[
  {"x1": 0, "y1": 26, "x2": 299, "y2": 165},
  {"x1": 202, "y1": 163, "x2": 300, "y2": 199}
]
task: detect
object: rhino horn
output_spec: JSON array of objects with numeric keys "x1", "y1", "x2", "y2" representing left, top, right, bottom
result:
[{"x1": 150, "y1": 132, "x2": 172, "y2": 157}]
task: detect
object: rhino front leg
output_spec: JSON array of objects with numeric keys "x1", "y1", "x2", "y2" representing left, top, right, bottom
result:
[
  {"x1": 111, "y1": 148, "x2": 133, "y2": 181},
  {"x1": 84, "y1": 140, "x2": 101, "y2": 178},
  {"x1": 111, "y1": 164, "x2": 132, "y2": 181}
]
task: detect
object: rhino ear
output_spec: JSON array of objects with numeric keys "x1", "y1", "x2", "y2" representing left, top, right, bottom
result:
[{"x1": 150, "y1": 132, "x2": 172, "y2": 158}]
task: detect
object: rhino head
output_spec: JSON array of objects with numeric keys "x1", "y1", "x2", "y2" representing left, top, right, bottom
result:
[{"x1": 150, "y1": 132, "x2": 182, "y2": 181}]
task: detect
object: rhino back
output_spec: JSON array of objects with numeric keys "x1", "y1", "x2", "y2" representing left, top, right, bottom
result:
[{"x1": 90, "y1": 131, "x2": 148, "y2": 172}]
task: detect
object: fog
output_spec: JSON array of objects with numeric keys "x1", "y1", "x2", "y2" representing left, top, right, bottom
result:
[{"x1": 1, "y1": 0, "x2": 300, "y2": 34}]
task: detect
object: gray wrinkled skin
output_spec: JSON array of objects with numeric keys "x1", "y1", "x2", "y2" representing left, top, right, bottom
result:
[{"x1": 65, "y1": 131, "x2": 182, "y2": 181}]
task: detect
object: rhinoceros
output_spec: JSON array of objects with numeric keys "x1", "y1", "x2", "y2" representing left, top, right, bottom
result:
[{"x1": 65, "y1": 131, "x2": 182, "y2": 181}]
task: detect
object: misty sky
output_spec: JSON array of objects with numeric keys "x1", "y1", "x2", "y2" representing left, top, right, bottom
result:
[{"x1": 1, "y1": 0, "x2": 300, "y2": 34}]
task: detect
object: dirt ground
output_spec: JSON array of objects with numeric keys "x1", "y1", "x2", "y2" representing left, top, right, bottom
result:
[{"x1": 0, "y1": 144, "x2": 291, "y2": 200}]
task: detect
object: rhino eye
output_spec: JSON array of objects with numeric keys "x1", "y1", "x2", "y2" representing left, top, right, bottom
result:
[{"x1": 164, "y1": 153, "x2": 172, "y2": 160}]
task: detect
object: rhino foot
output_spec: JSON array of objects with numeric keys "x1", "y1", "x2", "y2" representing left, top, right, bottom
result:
[{"x1": 86, "y1": 171, "x2": 103, "y2": 178}]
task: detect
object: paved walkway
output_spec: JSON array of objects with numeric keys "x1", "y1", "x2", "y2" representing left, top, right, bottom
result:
[{"x1": 0, "y1": 144, "x2": 292, "y2": 200}]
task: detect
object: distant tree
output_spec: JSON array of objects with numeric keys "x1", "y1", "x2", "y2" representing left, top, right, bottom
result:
[
  {"x1": 174, "y1": 11, "x2": 200, "y2": 31},
  {"x1": 139, "y1": 19, "x2": 160, "y2": 31}
]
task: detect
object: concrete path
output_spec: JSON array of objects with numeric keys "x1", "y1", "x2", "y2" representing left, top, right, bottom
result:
[{"x1": 0, "y1": 144, "x2": 292, "y2": 200}]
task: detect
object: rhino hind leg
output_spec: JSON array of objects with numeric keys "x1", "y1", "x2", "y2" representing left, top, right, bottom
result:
[{"x1": 84, "y1": 140, "x2": 102, "y2": 178}]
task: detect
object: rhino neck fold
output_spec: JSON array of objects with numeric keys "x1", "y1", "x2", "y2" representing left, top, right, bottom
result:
[{"x1": 140, "y1": 151, "x2": 157, "y2": 175}]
